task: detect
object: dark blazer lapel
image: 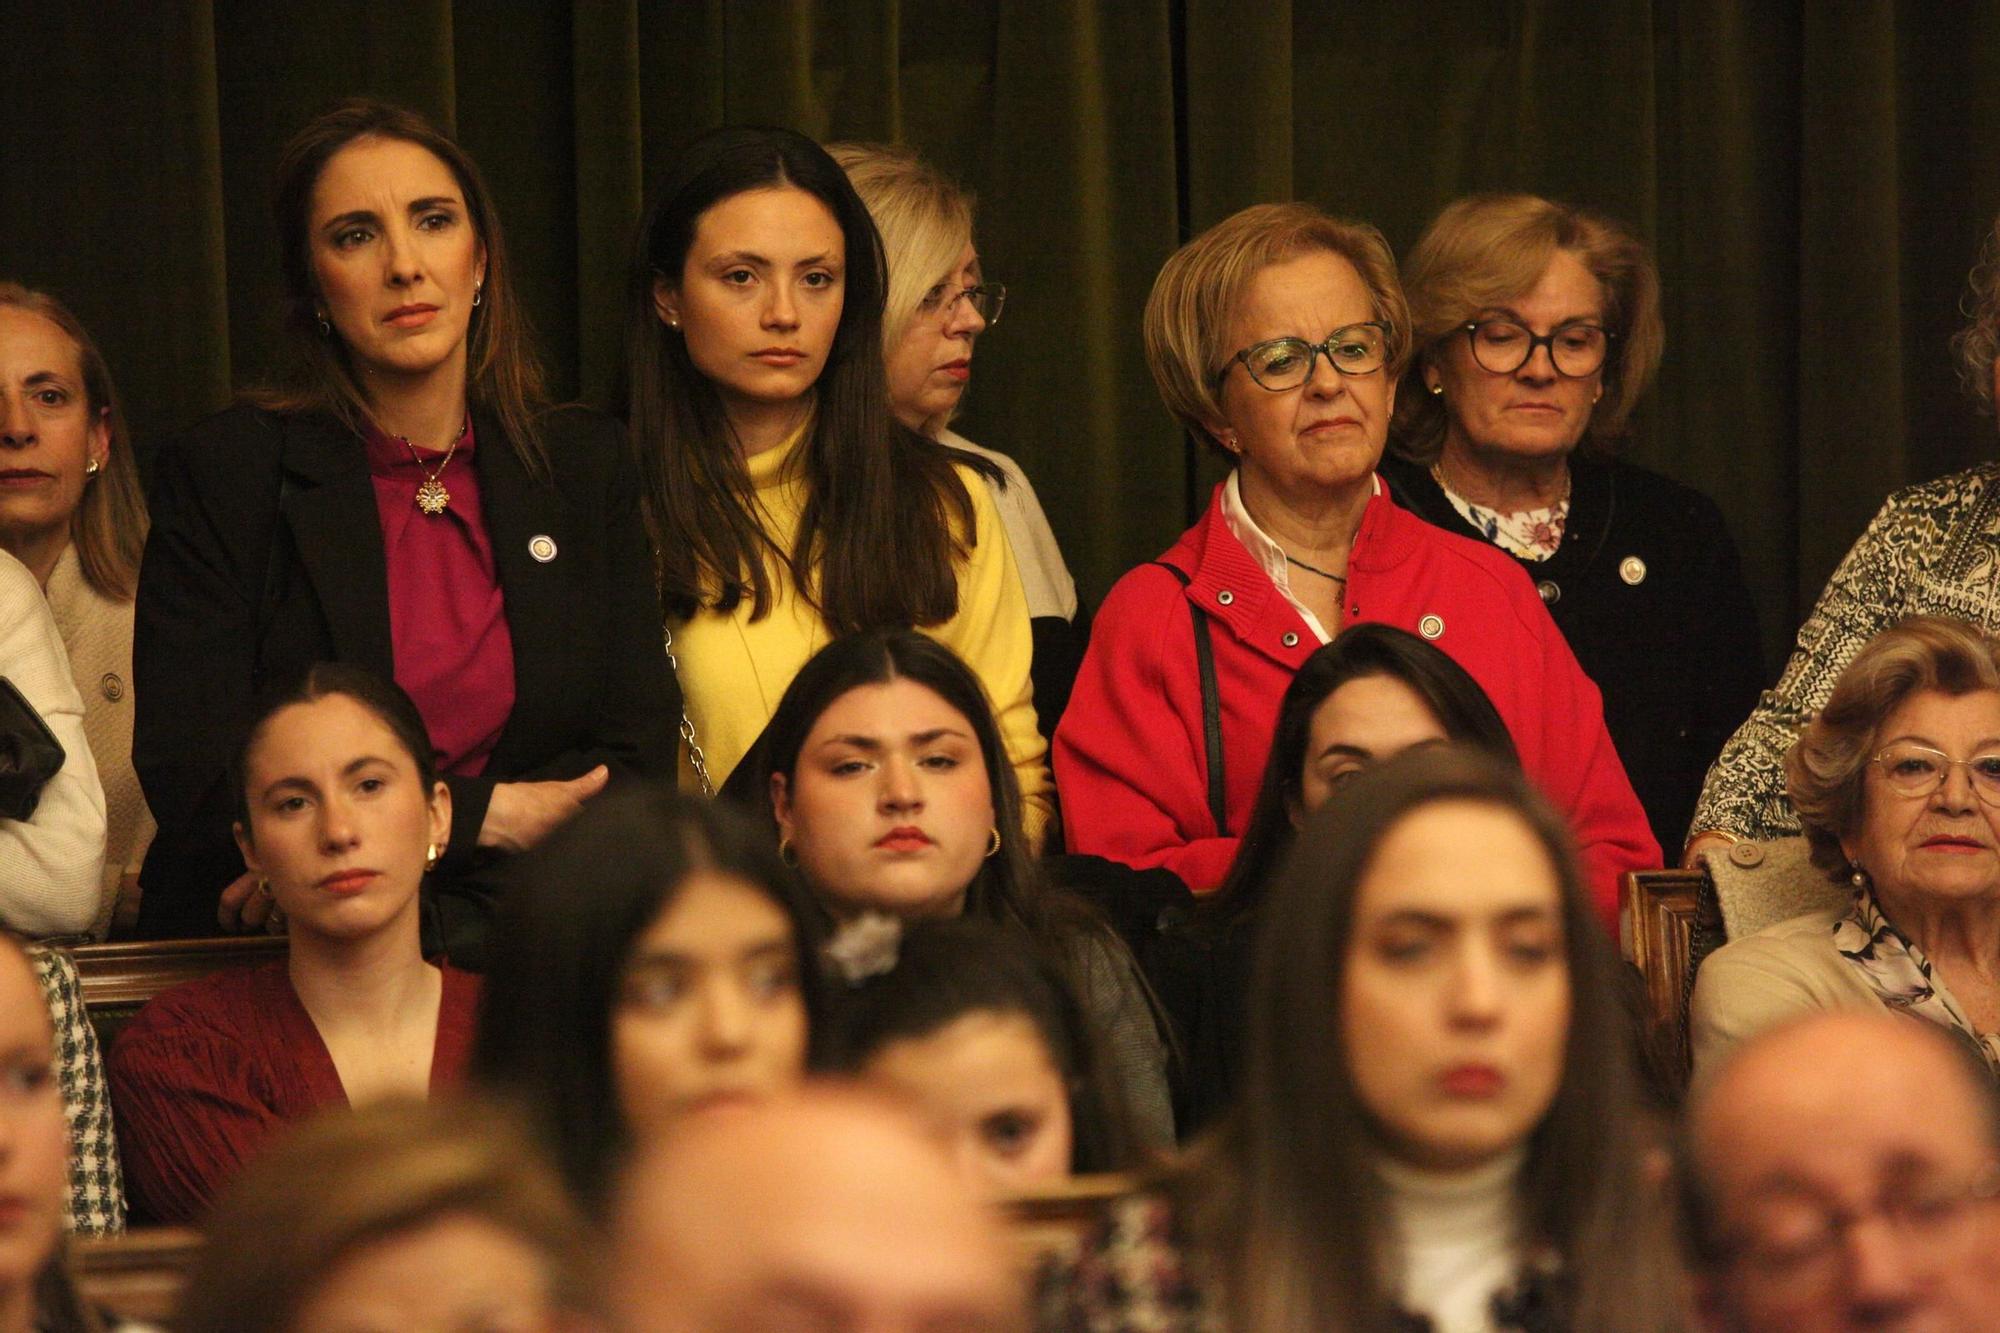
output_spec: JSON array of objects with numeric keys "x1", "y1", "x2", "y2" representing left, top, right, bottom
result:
[
  {"x1": 475, "y1": 410, "x2": 573, "y2": 770},
  {"x1": 280, "y1": 414, "x2": 396, "y2": 676}
]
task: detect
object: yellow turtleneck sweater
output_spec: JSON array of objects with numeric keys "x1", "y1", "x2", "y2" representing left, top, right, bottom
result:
[{"x1": 672, "y1": 423, "x2": 1052, "y2": 837}]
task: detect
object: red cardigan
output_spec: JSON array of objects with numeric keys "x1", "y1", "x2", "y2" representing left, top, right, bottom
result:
[
  {"x1": 1053, "y1": 482, "x2": 1659, "y2": 928},
  {"x1": 108, "y1": 959, "x2": 480, "y2": 1224}
]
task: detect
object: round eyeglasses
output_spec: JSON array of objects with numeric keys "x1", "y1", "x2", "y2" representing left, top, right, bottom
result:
[
  {"x1": 1462, "y1": 319, "x2": 1614, "y2": 377},
  {"x1": 922, "y1": 283, "x2": 1006, "y2": 327},
  {"x1": 1869, "y1": 743, "x2": 2000, "y2": 804},
  {"x1": 1225, "y1": 323, "x2": 1390, "y2": 392}
]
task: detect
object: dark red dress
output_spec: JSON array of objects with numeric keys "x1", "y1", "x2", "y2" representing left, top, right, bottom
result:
[{"x1": 107, "y1": 960, "x2": 480, "y2": 1223}]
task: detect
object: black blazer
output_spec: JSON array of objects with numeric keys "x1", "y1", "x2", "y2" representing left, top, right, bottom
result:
[
  {"x1": 1381, "y1": 450, "x2": 1763, "y2": 851},
  {"x1": 134, "y1": 403, "x2": 677, "y2": 960}
]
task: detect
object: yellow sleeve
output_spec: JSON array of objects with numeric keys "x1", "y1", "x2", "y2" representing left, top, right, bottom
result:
[{"x1": 929, "y1": 467, "x2": 1053, "y2": 846}]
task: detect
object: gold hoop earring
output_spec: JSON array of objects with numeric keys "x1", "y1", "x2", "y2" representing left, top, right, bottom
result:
[
  {"x1": 1428, "y1": 382, "x2": 1444, "y2": 396},
  {"x1": 779, "y1": 837, "x2": 798, "y2": 867},
  {"x1": 471, "y1": 285, "x2": 483, "y2": 309},
  {"x1": 84, "y1": 459, "x2": 101, "y2": 477},
  {"x1": 425, "y1": 843, "x2": 440, "y2": 872},
  {"x1": 985, "y1": 828, "x2": 1001, "y2": 859}
]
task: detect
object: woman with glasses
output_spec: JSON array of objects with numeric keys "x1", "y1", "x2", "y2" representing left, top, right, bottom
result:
[
  {"x1": 1692, "y1": 616, "x2": 2000, "y2": 1074},
  {"x1": 1382, "y1": 194, "x2": 1762, "y2": 855},
  {"x1": 832, "y1": 142, "x2": 1083, "y2": 741},
  {"x1": 1054, "y1": 202, "x2": 1656, "y2": 926},
  {"x1": 627, "y1": 129, "x2": 1049, "y2": 836},
  {"x1": 1690, "y1": 210, "x2": 2000, "y2": 867}
]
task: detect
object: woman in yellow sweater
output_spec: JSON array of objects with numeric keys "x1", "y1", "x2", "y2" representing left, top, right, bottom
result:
[{"x1": 625, "y1": 128, "x2": 1049, "y2": 836}]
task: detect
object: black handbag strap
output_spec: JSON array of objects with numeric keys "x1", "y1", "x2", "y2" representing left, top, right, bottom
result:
[{"x1": 1151, "y1": 561, "x2": 1228, "y2": 837}]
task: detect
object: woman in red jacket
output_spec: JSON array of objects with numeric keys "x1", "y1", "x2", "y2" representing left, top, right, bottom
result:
[{"x1": 1052, "y1": 202, "x2": 1656, "y2": 927}]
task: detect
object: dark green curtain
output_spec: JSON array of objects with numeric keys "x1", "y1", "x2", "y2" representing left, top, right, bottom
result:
[{"x1": 10, "y1": 1, "x2": 2000, "y2": 672}]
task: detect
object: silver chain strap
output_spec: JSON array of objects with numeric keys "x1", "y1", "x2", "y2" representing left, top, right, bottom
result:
[{"x1": 662, "y1": 620, "x2": 714, "y2": 797}]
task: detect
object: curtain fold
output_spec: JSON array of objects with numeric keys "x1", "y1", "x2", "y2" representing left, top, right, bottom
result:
[{"x1": 9, "y1": 0, "x2": 2000, "y2": 666}]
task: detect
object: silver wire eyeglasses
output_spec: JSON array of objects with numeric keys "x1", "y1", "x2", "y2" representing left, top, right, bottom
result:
[
  {"x1": 1868, "y1": 742, "x2": 2000, "y2": 804},
  {"x1": 1223, "y1": 322, "x2": 1390, "y2": 391},
  {"x1": 922, "y1": 283, "x2": 1006, "y2": 326},
  {"x1": 1461, "y1": 319, "x2": 1614, "y2": 377}
]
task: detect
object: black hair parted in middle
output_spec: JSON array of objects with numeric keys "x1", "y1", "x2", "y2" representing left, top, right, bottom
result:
[
  {"x1": 470, "y1": 783, "x2": 832, "y2": 1215},
  {"x1": 726, "y1": 628, "x2": 1043, "y2": 932},
  {"x1": 1208, "y1": 622, "x2": 1519, "y2": 930},
  {"x1": 625, "y1": 125, "x2": 999, "y2": 636}
]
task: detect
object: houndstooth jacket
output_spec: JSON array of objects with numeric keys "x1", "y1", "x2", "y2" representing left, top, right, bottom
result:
[
  {"x1": 1692, "y1": 464, "x2": 2000, "y2": 842},
  {"x1": 30, "y1": 946, "x2": 125, "y2": 1235}
]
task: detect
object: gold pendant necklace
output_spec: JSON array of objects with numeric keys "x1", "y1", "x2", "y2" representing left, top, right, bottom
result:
[{"x1": 400, "y1": 418, "x2": 466, "y2": 516}]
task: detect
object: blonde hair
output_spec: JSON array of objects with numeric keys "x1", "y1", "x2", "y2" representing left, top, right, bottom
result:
[
  {"x1": 1951, "y1": 212, "x2": 2000, "y2": 414},
  {"x1": 0, "y1": 283, "x2": 148, "y2": 600},
  {"x1": 1392, "y1": 194, "x2": 1663, "y2": 464},
  {"x1": 174, "y1": 1098, "x2": 596, "y2": 1333},
  {"x1": 829, "y1": 142, "x2": 978, "y2": 436},
  {"x1": 1143, "y1": 203, "x2": 1411, "y2": 455},
  {"x1": 1786, "y1": 616, "x2": 2000, "y2": 879}
]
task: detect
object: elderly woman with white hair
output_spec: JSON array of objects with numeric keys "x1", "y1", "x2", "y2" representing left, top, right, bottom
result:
[
  {"x1": 830, "y1": 142, "x2": 1081, "y2": 736},
  {"x1": 1693, "y1": 615, "x2": 2000, "y2": 1074}
]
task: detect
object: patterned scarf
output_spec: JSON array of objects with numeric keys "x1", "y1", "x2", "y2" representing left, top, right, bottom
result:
[{"x1": 1832, "y1": 885, "x2": 2000, "y2": 1075}]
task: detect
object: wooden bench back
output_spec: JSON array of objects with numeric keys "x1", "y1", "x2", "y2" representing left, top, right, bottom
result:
[
  {"x1": 73, "y1": 1226, "x2": 201, "y2": 1323},
  {"x1": 69, "y1": 935, "x2": 288, "y2": 1049},
  {"x1": 71, "y1": 1173, "x2": 1139, "y2": 1322},
  {"x1": 1621, "y1": 867, "x2": 1725, "y2": 1084}
]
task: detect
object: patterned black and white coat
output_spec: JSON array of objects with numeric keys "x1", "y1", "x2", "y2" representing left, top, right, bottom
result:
[{"x1": 1694, "y1": 465, "x2": 2000, "y2": 841}]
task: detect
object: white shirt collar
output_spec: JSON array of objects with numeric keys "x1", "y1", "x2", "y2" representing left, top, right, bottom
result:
[{"x1": 1216, "y1": 470, "x2": 1376, "y2": 647}]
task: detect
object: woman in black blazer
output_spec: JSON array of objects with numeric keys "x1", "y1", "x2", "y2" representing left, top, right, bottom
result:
[{"x1": 134, "y1": 100, "x2": 674, "y2": 963}]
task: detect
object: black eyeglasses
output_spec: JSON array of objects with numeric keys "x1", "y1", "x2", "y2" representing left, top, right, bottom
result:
[
  {"x1": 1462, "y1": 319, "x2": 1614, "y2": 377},
  {"x1": 1224, "y1": 322, "x2": 1390, "y2": 392},
  {"x1": 920, "y1": 283, "x2": 1006, "y2": 326},
  {"x1": 1728, "y1": 1165, "x2": 2000, "y2": 1291}
]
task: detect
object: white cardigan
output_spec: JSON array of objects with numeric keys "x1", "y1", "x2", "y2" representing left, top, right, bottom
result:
[{"x1": 0, "y1": 547, "x2": 105, "y2": 936}]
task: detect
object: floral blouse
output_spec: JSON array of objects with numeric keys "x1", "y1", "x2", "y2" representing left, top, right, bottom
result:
[
  {"x1": 1433, "y1": 470, "x2": 1570, "y2": 562},
  {"x1": 1837, "y1": 885, "x2": 2000, "y2": 1074}
]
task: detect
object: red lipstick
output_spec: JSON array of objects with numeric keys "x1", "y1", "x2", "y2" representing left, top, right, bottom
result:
[
  {"x1": 316, "y1": 869, "x2": 381, "y2": 896},
  {"x1": 874, "y1": 826, "x2": 934, "y2": 852},
  {"x1": 1438, "y1": 1064, "x2": 1505, "y2": 1098}
]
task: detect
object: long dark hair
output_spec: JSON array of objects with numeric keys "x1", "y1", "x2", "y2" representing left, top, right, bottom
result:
[
  {"x1": 626, "y1": 126, "x2": 988, "y2": 634},
  {"x1": 823, "y1": 916, "x2": 1138, "y2": 1174},
  {"x1": 257, "y1": 98, "x2": 548, "y2": 477},
  {"x1": 1186, "y1": 746, "x2": 1674, "y2": 1331},
  {"x1": 471, "y1": 785, "x2": 831, "y2": 1214},
  {"x1": 1210, "y1": 624, "x2": 1517, "y2": 928},
  {"x1": 728, "y1": 630, "x2": 1043, "y2": 930}
]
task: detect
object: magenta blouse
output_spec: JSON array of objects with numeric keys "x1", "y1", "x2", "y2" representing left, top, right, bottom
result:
[{"x1": 362, "y1": 418, "x2": 515, "y2": 776}]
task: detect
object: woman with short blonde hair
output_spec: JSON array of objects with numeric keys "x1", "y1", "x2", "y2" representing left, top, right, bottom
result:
[
  {"x1": 832, "y1": 141, "x2": 1082, "y2": 737},
  {"x1": 1054, "y1": 200, "x2": 1656, "y2": 923},
  {"x1": 1382, "y1": 194, "x2": 1759, "y2": 853}
]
